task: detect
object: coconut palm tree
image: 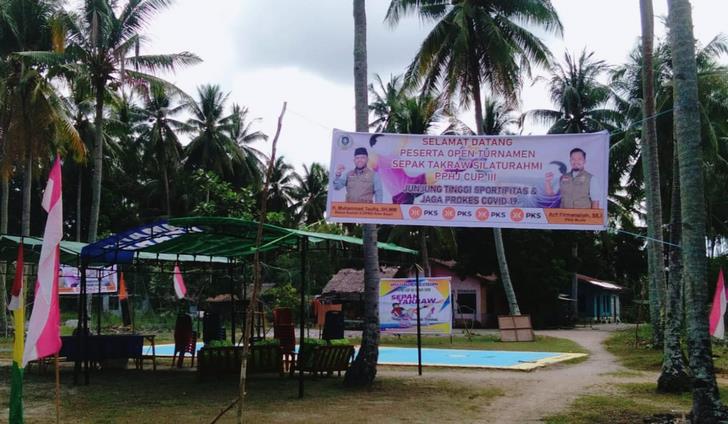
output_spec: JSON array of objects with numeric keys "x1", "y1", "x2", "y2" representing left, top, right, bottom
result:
[
  {"x1": 369, "y1": 73, "x2": 405, "y2": 132},
  {"x1": 369, "y1": 75, "x2": 457, "y2": 275},
  {"x1": 266, "y1": 156, "x2": 296, "y2": 213},
  {"x1": 611, "y1": 34, "x2": 728, "y2": 359},
  {"x1": 481, "y1": 98, "x2": 519, "y2": 135},
  {"x1": 137, "y1": 81, "x2": 185, "y2": 216},
  {"x1": 524, "y1": 50, "x2": 618, "y2": 134},
  {"x1": 63, "y1": 0, "x2": 201, "y2": 242},
  {"x1": 291, "y1": 162, "x2": 328, "y2": 225},
  {"x1": 344, "y1": 0, "x2": 380, "y2": 388},
  {"x1": 182, "y1": 84, "x2": 244, "y2": 184},
  {"x1": 667, "y1": 0, "x2": 725, "y2": 420},
  {"x1": 228, "y1": 103, "x2": 267, "y2": 188},
  {"x1": 387, "y1": 0, "x2": 562, "y2": 316},
  {"x1": 0, "y1": 0, "x2": 84, "y2": 238},
  {"x1": 637, "y1": 0, "x2": 687, "y2": 392}
]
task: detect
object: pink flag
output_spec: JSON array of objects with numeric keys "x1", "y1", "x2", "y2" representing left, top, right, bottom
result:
[
  {"x1": 23, "y1": 156, "x2": 63, "y2": 366},
  {"x1": 173, "y1": 263, "x2": 187, "y2": 299},
  {"x1": 709, "y1": 268, "x2": 727, "y2": 339}
]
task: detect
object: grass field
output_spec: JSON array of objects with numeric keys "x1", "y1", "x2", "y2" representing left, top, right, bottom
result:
[
  {"x1": 0, "y1": 362, "x2": 503, "y2": 423},
  {"x1": 0, "y1": 330, "x2": 588, "y2": 422},
  {"x1": 545, "y1": 325, "x2": 728, "y2": 423},
  {"x1": 356, "y1": 333, "x2": 588, "y2": 353}
]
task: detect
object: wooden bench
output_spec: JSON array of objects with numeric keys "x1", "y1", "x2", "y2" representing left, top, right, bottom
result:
[
  {"x1": 290, "y1": 345, "x2": 354, "y2": 378},
  {"x1": 197, "y1": 345, "x2": 283, "y2": 380}
]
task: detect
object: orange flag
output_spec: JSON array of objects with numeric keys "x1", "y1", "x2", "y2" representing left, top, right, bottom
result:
[
  {"x1": 119, "y1": 273, "x2": 128, "y2": 301},
  {"x1": 119, "y1": 272, "x2": 132, "y2": 326}
]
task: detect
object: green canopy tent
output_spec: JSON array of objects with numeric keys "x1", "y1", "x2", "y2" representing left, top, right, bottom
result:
[
  {"x1": 0, "y1": 234, "x2": 229, "y2": 340},
  {"x1": 77, "y1": 217, "x2": 416, "y2": 393}
]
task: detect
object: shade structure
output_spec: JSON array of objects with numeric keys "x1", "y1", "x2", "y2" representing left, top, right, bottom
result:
[
  {"x1": 0, "y1": 235, "x2": 228, "y2": 265},
  {"x1": 80, "y1": 216, "x2": 416, "y2": 264},
  {"x1": 72, "y1": 216, "x2": 415, "y2": 391}
]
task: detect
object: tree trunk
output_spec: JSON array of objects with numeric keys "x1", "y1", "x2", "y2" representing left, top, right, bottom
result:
[
  {"x1": 668, "y1": 0, "x2": 725, "y2": 420},
  {"x1": 21, "y1": 151, "x2": 32, "y2": 237},
  {"x1": 76, "y1": 171, "x2": 82, "y2": 242},
  {"x1": 473, "y1": 84, "x2": 521, "y2": 316},
  {"x1": 1, "y1": 175, "x2": 8, "y2": 233},
  {"x1": 162, "y1": 164, "x2": 171, "y2": 217},
  {"x1": 658, "y1": 144, "x2": 690, "y2": 392},
  {"x1": 160, "y1": 126, "x2": 172, "y2": 217},
  {"x1": 640, "y1": 0, "x2": 666, "y2": 348},
  {"x1": 345, "y1": 0, "x2": 381, "y2": 387},
  {"x1": 420, "y1": 229, "x2": 431, "y2": 277},
  {"x1": 236, "y1": 102, "x2": 286, "y2": 423},
  {"x1": 0, "y1": 176, "x2": 7, "y2": 334},
  {"x1": 88, "y1": 82, "x2": 105, "y2": 242}
]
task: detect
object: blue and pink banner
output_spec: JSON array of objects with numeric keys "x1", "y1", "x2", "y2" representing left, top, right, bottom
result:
[
  {"x1": 379, "y1": 277, "x2": 452, "y2": 335},
  {"x1": 327, "y1": 130, "x2": 609, "y2": 230}
]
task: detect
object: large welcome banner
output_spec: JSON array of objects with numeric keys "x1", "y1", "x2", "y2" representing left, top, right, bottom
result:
[
  {"x1": 379, "y1": 277, "x2": 452, "y2": 334},
  {"x1": 327, "y1": 130, "x2": 609, "y2": 230}
]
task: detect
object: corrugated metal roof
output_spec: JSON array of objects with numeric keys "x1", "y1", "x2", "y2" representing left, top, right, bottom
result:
[{"x1": 576, "y1": 274, "x2": 624, "y2": 291}]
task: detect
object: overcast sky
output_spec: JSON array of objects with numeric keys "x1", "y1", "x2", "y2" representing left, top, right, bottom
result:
[{"x1": 145, "y1": 0, "x2": 727, "y2": 173}]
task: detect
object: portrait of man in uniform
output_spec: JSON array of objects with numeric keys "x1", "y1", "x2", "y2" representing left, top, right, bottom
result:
[
  {"x1": 544, "y1": 148, "x2": 600, "y2": 209},
  {"x1": 333, "y1": 147, "x2": 383, "y2": 203}
]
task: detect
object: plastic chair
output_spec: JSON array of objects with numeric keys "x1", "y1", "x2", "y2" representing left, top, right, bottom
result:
[
  {"x1": 273, "y1": 308, "x2": 293, "y2": 326},
  {"x1": 172, "y1": 314, "x2": 197, "y2": 368},
  {"x1": 273, "y1": 310, "x2": 296, "y2": 371},
  {"x1": 322, "y1": 311, "x2": 345, "y2": 341}
]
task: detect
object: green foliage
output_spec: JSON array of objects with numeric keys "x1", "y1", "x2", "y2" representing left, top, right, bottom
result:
[
  {"x1": 188, "y1": 169, "x2": 255, "y2": 218},
  {"x1": 263, "y1": 282, "x2": 299, "y2": 311},
  {"x1": 253, "y1": 338, "x2": 280, "y2": 347},
  {"x1": 264, "y1": 211, "x2": 287, "y2": 226},
  {"x1": 327, "y1": 338, "x2": 352, "y2": 346},
  {"x1": 302, "y1": 338, "x2": 327, "y2": 347},
  {"x1": 206, "y1": 339, "x2": 232, "y2": 348}
]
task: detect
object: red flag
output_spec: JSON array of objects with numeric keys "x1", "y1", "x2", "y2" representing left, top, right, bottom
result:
[{"x1": 8, "y1": 244, "x2": 24, "y2": 311}]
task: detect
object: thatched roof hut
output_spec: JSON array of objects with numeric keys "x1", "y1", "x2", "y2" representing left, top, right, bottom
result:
[{"x1": 321, "y1": 267, "x2": 400, "y2": 301}]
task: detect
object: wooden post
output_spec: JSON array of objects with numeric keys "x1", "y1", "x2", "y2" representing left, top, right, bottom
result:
[
  {"x1": 55, "y1": 353, "x2": 61, "y2": 423},
  {"x1": 237, "y1": 102, "x2": 287, "y2": 424}
]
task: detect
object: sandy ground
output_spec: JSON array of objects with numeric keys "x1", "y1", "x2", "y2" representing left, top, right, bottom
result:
[{"x1": 379, "y1": 324, "x2": 655, "y2": 423}]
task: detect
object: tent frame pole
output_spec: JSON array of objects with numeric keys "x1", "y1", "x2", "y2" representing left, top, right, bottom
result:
[{"x1": 298, "y1": 237, "x2": 307, "y2": 399}]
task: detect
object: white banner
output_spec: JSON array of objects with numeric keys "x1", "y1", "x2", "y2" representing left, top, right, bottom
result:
[
  {"x1": 379, "y1": 277, "x2": 452, "y2": 334},
  {"x1": 59, "y1": 265, "x2": 118, "y2": 295},
  {"x1": 327, "y1": 130, "x2": 609, "y2": 230}
]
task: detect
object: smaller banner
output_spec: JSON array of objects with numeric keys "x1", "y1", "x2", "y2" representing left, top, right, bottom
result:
[
  {"x1": 379, "y1": 277, "x2": 452, "y2": 334},
  {"x1": 59, "y1": 265, "x2": 118, "y2": 295}
]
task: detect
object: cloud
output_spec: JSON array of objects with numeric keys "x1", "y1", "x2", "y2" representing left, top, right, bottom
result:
[
  {"x1": 236, "y1": 0, "x2": 434, "y2": 84},
  {"x1": 145, "y1": 0, "x2": 728, "y2": 170},
  {"x1": 229, "y1": 67, "x2": 353, "y2": 172}
]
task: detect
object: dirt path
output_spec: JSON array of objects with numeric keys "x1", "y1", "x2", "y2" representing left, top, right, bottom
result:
[{"x1": 380, "y1": 324, "x2": 655, "y2": 423}]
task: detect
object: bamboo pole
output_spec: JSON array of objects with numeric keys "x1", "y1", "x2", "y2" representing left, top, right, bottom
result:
[
  {"x1": 236, "y1": 102, "x2": 287, "y2": 424},
  {"x1": 55, "y1": 353, "x2": 60, "y2": 424}
]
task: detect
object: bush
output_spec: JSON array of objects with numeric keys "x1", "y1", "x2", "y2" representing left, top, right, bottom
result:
[
  {"x1": 253, "y1": 338, "x2": 280, "y2": 347},
  {"x1": 263, "y1": 283, "x2": 299, "y2": 311},
  {"x1": 206, "y1": 339, "x2": 232, "y2": 348}
]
